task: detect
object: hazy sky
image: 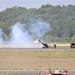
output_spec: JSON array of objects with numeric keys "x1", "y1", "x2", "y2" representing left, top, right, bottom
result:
[{"x1": 0, "y1": 0, "x2": 75, "y2": 11}]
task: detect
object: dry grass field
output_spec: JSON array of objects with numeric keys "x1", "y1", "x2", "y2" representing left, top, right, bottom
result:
[{"x1": 0, "y1": 48, "x2": 75, "y2": 72}]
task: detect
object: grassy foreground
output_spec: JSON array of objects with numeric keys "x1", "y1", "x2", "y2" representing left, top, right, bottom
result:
[{"x1": 0, "y1": 49, "x2": 75, "y2": 71}]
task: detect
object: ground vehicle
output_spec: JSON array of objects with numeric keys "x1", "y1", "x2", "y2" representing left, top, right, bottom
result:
[{"x1": 70, "y1": 43, "x2": 75, "y2": 48}]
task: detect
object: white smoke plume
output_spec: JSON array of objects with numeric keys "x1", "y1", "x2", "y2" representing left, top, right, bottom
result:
[
  {"x1": 9, "y1": 23, "x2": 38, "y2": 48},
  {"x1": 29, "y1": 18, "x2": 50, "y2": 38},
  {"x1": 0, "y1": 28, "x2": 5, "y2": 44},
  {"x1": 10, "y1": 23, "x2": 32, "y2": 44},
  {"x1": 0, "y1": 19, "x2": 51, "y2": 48}
]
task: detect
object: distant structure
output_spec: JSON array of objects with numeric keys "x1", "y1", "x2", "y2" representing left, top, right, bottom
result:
[{"x1": 70, "y1": 43, "x2": 75, "y2": 48}]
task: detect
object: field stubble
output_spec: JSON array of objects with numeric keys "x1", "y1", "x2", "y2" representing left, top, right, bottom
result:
[{"x1": 0, "y1": 48, "x2": 75, "y2": 71}]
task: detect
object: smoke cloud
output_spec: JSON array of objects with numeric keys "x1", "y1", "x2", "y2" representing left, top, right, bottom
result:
[
  {"x1": 10, "y1": 23, "x2": 32, "y2": 44},
  {"x1": 0, "y1": 28, "x2": 5, "y2": 44},
  {"x1": 29, "y1": 18, "x2": 50, "y2": 38},
  {"x1": 0, "y1": 19, "x2": 51, "y2": 48}
]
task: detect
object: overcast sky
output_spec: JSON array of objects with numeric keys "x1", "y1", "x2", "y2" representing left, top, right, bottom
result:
[{"x1": 0, "y1": 0, "x2": 75, "y2": 11}]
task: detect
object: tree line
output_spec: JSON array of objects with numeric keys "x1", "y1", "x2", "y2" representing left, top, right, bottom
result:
[{"x1": 0, "y1": 4, "x2": 75, "y2": 42}]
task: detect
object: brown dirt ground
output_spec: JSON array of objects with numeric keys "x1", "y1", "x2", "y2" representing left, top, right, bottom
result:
[{"x1": 0, "y1": 48, "x2": 75, "y2": 75}]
